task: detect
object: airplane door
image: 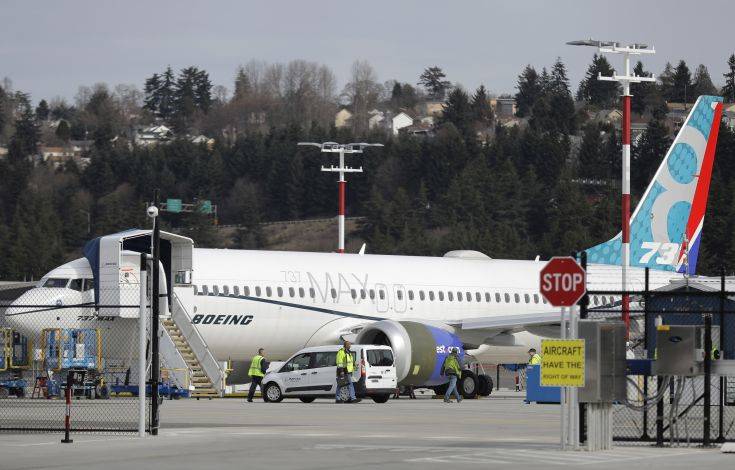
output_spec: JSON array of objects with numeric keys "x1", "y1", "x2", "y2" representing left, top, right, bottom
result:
[{"x1": 280, "y1": 353, "x2": 312, "y2": 395}]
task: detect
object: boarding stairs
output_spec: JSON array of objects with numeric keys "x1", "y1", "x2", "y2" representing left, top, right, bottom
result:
[{"x1": 160, "y1": 293, "x2": 226, "y2": 399}]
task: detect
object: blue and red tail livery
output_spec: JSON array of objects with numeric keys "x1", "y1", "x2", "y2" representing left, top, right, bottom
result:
[{"x1": 586, "y1": 95, "x2": 724, "y2": 274}]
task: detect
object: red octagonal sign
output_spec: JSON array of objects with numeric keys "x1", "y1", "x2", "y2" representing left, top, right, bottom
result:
[{"x1": 539, "y1": 256, "x2": 586, "y2": 307}]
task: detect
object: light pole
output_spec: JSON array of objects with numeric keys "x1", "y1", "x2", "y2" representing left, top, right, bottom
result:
[
  {"x1": 567, "y1": 39, "x2": 656, "y2": 337},
  {"x1": 298, "y1": 142, "x2": 383, "y2": 253}
]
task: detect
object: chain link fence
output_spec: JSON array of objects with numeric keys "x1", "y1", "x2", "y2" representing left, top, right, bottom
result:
[
  {"x1": 0, "y1": 282, "x2": 151, "y2": 433},
  {"x1": 586, "y1": 280, "x2": 735, "y2": 444}
]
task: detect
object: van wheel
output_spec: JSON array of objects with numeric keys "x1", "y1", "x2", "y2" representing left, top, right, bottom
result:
[
  {"x1": 478, "y1": 374, "x2": 493, "y2": 396},
  {"x1": 299, "y1": 397, "x2": 316, "y2": 403},
  {"x1": 264, "y1": 383, "x2": 283, "y2": 403},
  {"x1": 371, "y1": 394, "x2": 390, "y2": 403},
  {"x1": 460, "y1": 370, "x2": 478, "y2": 399}
]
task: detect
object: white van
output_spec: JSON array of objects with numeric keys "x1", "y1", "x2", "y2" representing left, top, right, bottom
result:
[{"x1": 260, "y1": 345, "x2": 396, "y2": 403}]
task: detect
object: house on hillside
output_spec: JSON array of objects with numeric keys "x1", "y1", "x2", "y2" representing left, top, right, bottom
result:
[
  {"x1": 492, "y1": 98, "x2": 516, "y2": 118},
  {"x1": 39, "y1": 144, "x2": 90, "y2": 168},
  {"x1": 593, "y1": 109, "x2": 623, "y2": 126},
  {"x1": 421, "y1": 100, "x2": 445, "y2": 117},
  {"x1": 368, "y1": 109, "x2": 386, "y2": 130},
  {"x1": 334, "y1": 108, "x2": 353, "y2": 128},
  {"x1": 190, "y1": 135, "x2": 215, "y2": 149},
  {"x1": 723, "y1": 104, "x2": 735, "y2": 130},
  {"x1": 392, "y1": 111, "x2": 415, "y2": 135},
  {"x1": 134, "y1": 125, "x2": 173, "y2": 147}
]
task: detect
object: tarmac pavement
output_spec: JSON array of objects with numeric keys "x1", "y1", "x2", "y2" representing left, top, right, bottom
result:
[{"x1": 0, "y1": 393, "x2": 732, "y2": 470}]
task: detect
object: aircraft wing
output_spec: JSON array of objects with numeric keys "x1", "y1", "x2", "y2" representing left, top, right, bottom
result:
[{"x1": 455, "y1": 311, "x2": 561, "y2": 331}]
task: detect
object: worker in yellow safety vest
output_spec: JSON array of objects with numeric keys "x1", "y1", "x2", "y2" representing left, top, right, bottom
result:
[
  {"x1": 528, "y1": 348, "x2": 542, "y2": 366},
  {"x1": 247, "y1": 348, "x2": 269, "y2": 402},
  {"x1": 440, "y1": 348, "x2": 463, "y2": 403},
  {"x1": 335, "y1": 341, "x2": 359, "y2": 403}
]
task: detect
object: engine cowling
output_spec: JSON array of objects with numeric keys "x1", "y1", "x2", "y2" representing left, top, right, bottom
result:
[{"x1": 355, "y1": 320, "x2": 463, "y2": 387}]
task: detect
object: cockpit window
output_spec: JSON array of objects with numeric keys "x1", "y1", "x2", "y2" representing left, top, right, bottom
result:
[
  {"x1": 83, "y1": 279, "x2": 94, "y2": 291},
  {"x1": 69, "y1": 279, "x2": 84, "y2": 291},
  {"x1": 43, "y1": 278, "x2": 69, "y2": 288}
]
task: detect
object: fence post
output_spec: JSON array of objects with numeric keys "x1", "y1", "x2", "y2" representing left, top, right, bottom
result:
[
  {"x1": 151, "y1": 189, "x2": 161, "y2": 436},
  {"x1": 579, "y1": 251, "x2": 587, "y2": 445},
  {"x1": 718, "y1": 266, "x2": 725, "y2": 442},
  {"x1": 138, "y1": 253, "x2": 148, "y2": 437},
  {"x1": 642, "y1": 268, "x2": 650, "y2": 440},
  {"x1": 704, "y1": 312, "x2": 712, "y2": 446},
  {"x1": 61, "y1": 371, "x2": 74, "y2": 444}
]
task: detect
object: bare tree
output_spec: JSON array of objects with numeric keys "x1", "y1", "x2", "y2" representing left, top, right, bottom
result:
[{"x1": 342, "y1": 60, "x2": 382, "y2": 134}]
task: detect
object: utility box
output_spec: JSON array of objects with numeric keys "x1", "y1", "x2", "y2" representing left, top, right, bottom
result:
[
  {"x1": 578, "y1": 320, "x2": 626, "y2": 403},
  {"x1": 654, "y1": 325, "x2": 703, "y2": 376}
]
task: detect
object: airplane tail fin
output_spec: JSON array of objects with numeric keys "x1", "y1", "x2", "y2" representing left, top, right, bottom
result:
[{"x1": 585, "y1": 95, "x2": 724, "y2": 274}]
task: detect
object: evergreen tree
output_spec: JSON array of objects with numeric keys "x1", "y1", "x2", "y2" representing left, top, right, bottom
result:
[
  {"x1": 671, "y1": 60, "x2": 692, "y2": 102},
  {"x1": 515, "y1": 65, "x2": 541, "y2": 117},
  {"x1": 547, "y1": 58, "x2": 576, "y2": 134},
  {"x1": 418, "y1": 66, "x2": 451, "y2": 100},
  {"x1": 233, "y1": 67, "x2": 251, "y2": 100},
  {"x1": 143, "y1": 72, "x2": 162, "y2": 114},
  {"x1": 440, "y1": 87, "x2": 474, "y2": 138},
  {"x1": 35, "y1": 99, "x2": 50, "y2": 121},
  {"x1": 577, "y1": 54, "x2": 619, "y2": 107},
  {"x1": 577, "y1": 124, "x2": 605, "y2": 178},
  {"x1": 630, "y1": 61, "x2": 656, "y2": 115},
  {"x1": 55, "y1": 120, "x2": 71, "y2": 142},
  {"x1": 159, "y1": 67, "x2": 176, "y2": 121},
  {"x1": 721, "y1": 54, "x2": 735, "y2": 102},
  {"x1": 194, "y1": 68, "x2": 213, "y2": 112},
  {"x1": 632, "y1": 112, "x2": 671, "y2": 194},
  {"x1": 470, "y1": 85, "x2": 493, "y2": 126},
  {"x1": 691, "y1": 64, "x2": 717, "y2": 98},
  {"x1": 659, "y1": 62, "x2": 675, "y2": 100}
]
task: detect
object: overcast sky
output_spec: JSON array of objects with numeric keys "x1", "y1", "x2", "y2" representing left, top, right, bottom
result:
[{"x1": 2, "y1": 1, "x2": 734, "y2": 104}]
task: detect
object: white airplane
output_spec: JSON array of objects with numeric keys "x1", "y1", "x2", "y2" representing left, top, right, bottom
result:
[{"x1": 4, "y1": 96, "x2": 725, "y2": 392}]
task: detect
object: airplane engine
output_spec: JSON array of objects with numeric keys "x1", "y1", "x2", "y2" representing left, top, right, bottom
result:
[{"x1": 355, "y1": 320, "x2": 463, "y2": 387}]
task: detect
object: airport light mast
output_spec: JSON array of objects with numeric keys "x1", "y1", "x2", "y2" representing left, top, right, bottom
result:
[
  {"x1": 297, "y1": 142, "x2": 383, "y2": 253},
  {"x1": 567, "y1": 39, "x2": 656, "y2": 336}
]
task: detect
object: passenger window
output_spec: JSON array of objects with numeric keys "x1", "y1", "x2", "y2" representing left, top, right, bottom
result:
[
  {"x1": 202, "y1": 285, "x2": 209, "y2": 295},
  {"x1": 533, "y1": 294, "x2": 539, "y2": 304},
  {"x1": 309, "y1": 288, "x2": 315, "y2": 298},
  {"x1": 244, "y1": 286, "x2": 250, "y2": 296},
  {"x1": 360, "y1": 289, "x2": 366, "y2": 299},
  {"x1": 593, "y1": 296, "x2": 599, "y2": 305},
  {"x1": 213, "y1": 285, "x2": 220, "y2": 295},
  {"x1": 397, "y1": 290, "x2": 403, "y2": 301},
  {"x1": 448, "y1": 292, "x2": 453, "y2": 301},
  {"x1": 514, "y1": 293, "x2": 520, "y2": 303},
  {"x1": 223, "y1": 285, "x2": 229, "y2": 296},
  {"x1": 438, "y1": 291, "x2": 444, "y2": 301},
  {"x1": 485, "y1": 293, "x2": 490, "y2": 302},
  {"x1": 289, "y1": 287, "x2": 295, "y2": 297},
  {"x1": 476, "y1": 292, "x2": 481, "y2": 302},
  {"x1": 429, "y1": 291, "x2": 435, "y2": 301},
  {"x1": 369, "y1": 290, "x2": 375, "y2": 300},
  {"x1": 298, "y1": 287, "x2": 304, "y2": 298},
  {"x1": 408, "y1": 290, "x2": 414, "y2": 301},
  {"x1": 351, "y1": 289, "x2": 357, "y2": 299},
  {"x1": 467, "y1": 292, "x2": 472, "y2": 302},
  {"x1": 255, "y1": 286, "x2": 261, "y2": 297},
  {"x1": 419, "y1": 291, "x2": 425, "y2": 301},
  {"x1": 330, "y1": 288, "x2": 337, "y2": 299},
  {"x1": 233, "y1": 286, "x2": 240, "y2": 296},
  {"x1": 524, "y1": 294, "x2": 530, "y2": 303},
  {"x1": 277, "y1": 287, "x2": 283, "y2": 297},
  {"x1": 504, "y1": 293, "x2": 510, "y2": 303},
  {"x1": 83, "y1": 279, "x2": 95, "y2": 291},
  {"x1": 456, "y1": 292, "x2": 462, "y2": 302},
  {"x1": 313, "y1": 352, "x2": 337, "y2": 368},
  {"x1": 542, "y1": 298, "x2": 548, "y2": 304},
  {"x1": 266, "y1": 287, "x2": 272, "y2": 297},
  {"x1": 282, "y1": 353, "x2": 312, "y2": 372},
  {"x1": 496, "y1": 293, "x2": 501, "y2": 303},
  {"x1": 379, "y1": 290, "x2": 385, "y2": 300},
  {"x1": 69, "y1": 279, "x2": 84, "y2": 292}
]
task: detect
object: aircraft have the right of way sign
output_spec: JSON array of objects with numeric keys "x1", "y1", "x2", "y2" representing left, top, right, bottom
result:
[{"x1": 540, "y1": 339, "x2": 585, "y2": 387}]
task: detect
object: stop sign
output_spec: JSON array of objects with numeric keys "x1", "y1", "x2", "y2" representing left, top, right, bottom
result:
[{"x1": 539, "y1": 256, "x2": 586, "y2": 307}]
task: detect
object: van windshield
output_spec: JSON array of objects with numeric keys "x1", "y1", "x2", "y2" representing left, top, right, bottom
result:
[
  {"x1": 367, "y1": 349, "x2": 394, "y2": 367},
  {"x1": 43, "y1": 278, "x2": 69, "y2": 288}
]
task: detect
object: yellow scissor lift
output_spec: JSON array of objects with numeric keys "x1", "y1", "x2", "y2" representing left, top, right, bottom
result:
[{"x1": 0, "y1": 328, "x2": 31, "y2": 398}]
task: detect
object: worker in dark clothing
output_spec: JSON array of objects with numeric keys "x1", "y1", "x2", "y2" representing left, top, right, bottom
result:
[{"x1": 247, "y1": 348, "x2": 269, "y2": 402}]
